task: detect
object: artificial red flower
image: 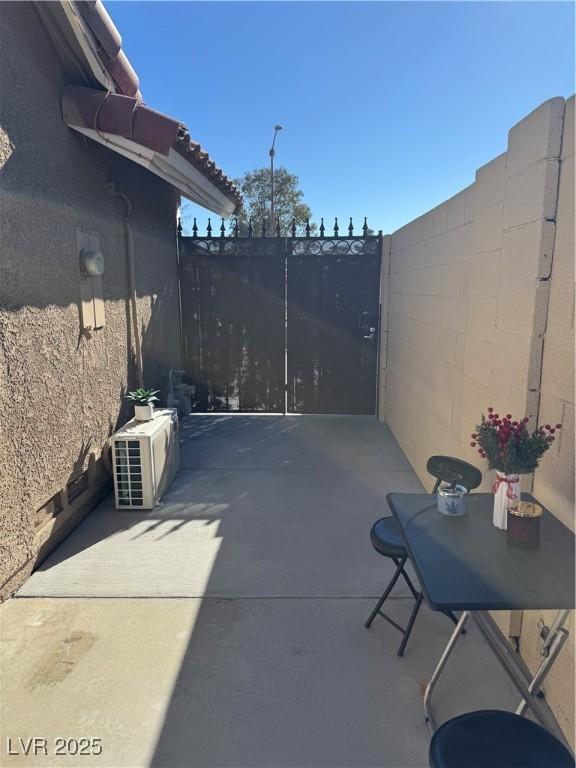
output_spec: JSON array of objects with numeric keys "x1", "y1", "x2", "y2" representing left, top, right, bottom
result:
[{"x1": 474, "y1": 410, "x2": 557, "y2": 473}]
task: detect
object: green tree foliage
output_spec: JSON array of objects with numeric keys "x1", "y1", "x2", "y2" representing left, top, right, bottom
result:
[{"x1": 233, "y1": 167, "x2": 315, "y2": 235}]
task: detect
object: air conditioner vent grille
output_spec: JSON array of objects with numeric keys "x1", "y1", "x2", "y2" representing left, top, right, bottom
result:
[
  {"x1": 111, "y1": 410, "x2": 179, "y2": 511},
  {"x1": 114, "y1": 439, "x2": 144, "y2": 506}
]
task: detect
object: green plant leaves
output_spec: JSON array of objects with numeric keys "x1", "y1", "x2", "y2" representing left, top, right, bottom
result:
[{"x1": 126, "y1": 388, "x2": 160, "y2": 406}]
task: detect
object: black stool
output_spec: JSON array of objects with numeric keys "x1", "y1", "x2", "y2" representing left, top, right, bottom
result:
[
  {"x1": 364, "y1": 455, "x2": 482, "y2": 656},
  {"x1": 429, "y1": 710, "x2": 574, "y2": 768}
]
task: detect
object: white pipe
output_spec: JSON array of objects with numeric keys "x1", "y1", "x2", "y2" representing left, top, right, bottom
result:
[{"x1": 110, "y1": 186, "x2": 144, "y2": 387}]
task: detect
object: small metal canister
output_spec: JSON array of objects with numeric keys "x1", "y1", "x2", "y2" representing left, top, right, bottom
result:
[
  {"x1": 507, "y1": 501, "x2": 543, "y2": 549},
  {"x1": 437, "y1": 485, "x2": 467, "y2": 516}
]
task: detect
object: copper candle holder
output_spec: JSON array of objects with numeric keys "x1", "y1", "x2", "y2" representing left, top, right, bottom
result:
[{"x1": 507, "y1": 501, "x2": 543, "y2": 549}]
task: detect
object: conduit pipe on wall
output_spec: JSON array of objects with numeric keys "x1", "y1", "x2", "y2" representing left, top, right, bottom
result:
[{"x1": 109, "y1": 184, "x2": 144, "y2": 388}]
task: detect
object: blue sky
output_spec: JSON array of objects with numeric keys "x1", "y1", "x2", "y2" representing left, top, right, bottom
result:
[{"x1": 107, "y1": 1, "x2": 575, "y2": 234}]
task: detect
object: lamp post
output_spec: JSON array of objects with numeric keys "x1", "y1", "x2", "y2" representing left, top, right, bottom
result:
[{"x1": 269, "y1": 124, "x2": 283, "y2": 235}]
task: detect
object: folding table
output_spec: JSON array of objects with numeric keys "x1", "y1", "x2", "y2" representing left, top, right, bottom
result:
[{"x1": 387, "y1": 492, "x2": 575, "y2": 744}]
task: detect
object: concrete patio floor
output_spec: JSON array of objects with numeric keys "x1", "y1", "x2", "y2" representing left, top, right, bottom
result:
[{"x1": 1, "y1": 415, "x2": 519, "y2": 767}]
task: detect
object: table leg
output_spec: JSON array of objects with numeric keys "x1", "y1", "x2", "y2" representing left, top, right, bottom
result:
[
  {"x1": 515, "y1": 609, "x2": 570, "y2": 717},
  {"x1": 424, "y1": 611, "x2": 469, "y2": 734},
  {"x1": 471, "y1": 611, "x2": 568, "y2": 744},
  {"x1": 542, "y1": 609, "x2": 571, "y2": 653}
]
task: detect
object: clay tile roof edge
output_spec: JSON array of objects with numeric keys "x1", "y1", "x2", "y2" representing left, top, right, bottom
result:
[{"x1": 62, "y1": 85, "x2": 241, "y2": 210}]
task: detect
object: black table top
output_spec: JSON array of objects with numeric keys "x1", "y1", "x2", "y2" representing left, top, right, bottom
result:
[{"x1": 387, "y1": 492, "x2": 575, "y2": 611}]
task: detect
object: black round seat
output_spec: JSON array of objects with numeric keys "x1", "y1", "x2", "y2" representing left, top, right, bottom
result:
[
  {"x1": 429, "y1": 710, "x2": 574, "y2": 768},
  {"x1": 370, "y1": 517, "x2": 406, "y2": 558}
]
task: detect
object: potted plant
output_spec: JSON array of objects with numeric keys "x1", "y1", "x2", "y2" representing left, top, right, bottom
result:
[
  {"x1": 126, "y1": 388, "x2": 160, "y2": 421},
  {"x1": 471, "y1": 409, "x2": 561, "y2": 530}
]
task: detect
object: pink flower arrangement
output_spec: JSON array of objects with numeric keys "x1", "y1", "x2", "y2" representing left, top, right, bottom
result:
[{"x1": 471, "y1": 408, "x2": 561, "y2": 474}]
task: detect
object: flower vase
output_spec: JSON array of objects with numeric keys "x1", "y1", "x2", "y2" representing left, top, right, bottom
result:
[{"x1": 492, "y1": 471, "x2": 520, "y2": 530}]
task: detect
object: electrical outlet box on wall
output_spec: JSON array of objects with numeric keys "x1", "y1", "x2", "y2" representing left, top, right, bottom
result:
[{"x1": 77, "y1": 228, "x2": 105, "y2": 331}]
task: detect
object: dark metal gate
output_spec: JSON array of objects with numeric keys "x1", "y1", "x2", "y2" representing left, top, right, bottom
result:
[
  {"x1": 287, "y1": 235, "x2": 381, "y2": 414},
  {"x1": 179, "y1": 223, "x2": 382, "y2": 414}
]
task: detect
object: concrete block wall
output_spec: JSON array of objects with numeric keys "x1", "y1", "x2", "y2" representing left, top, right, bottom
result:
[
  {"x1": 533, "y1": 96, "x2": 575, "y2": 528},
  {"x1": 381, "y1": 96, "x2": 574, "y2": 745},
  {"x1": 523, "y1": 95, "x2": 575, "y2": 743}
]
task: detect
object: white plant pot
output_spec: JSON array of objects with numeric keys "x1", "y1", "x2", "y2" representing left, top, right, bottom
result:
[{"x1": 134, "y1": 404, "x2": 154, "y2": 421}]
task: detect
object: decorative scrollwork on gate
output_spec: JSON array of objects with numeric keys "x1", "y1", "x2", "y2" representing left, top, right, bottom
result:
[
  {"x1": 187, "y1": 238, "x2": 284, "y2": 258},
  {"x1": 181, "y1": 216, "x2": 381, "y2": 258},
  {"x1": 290, "y1": 237, "x2": 379, "y2": 257},
  {"x1": 184, "y1": 236, "x2": 380, "y2": 259}
]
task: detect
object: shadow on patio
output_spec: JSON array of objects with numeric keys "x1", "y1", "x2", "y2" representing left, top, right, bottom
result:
[{"x1": 2, "y1": 416, "x2": 519, "y2": 767}]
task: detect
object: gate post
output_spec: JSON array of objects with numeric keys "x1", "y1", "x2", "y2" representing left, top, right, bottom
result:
[
  {"x1": 283, "y1": 236, "x2": 289, "y2": 416},
  {"x1": 377, "y1": 231, "x2": 391, "y2": 423}
]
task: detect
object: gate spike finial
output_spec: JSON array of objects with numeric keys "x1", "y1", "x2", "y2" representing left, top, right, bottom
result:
[
  {"x1": 305, "y1": 219, "x2": 311, "y2": 238},
  {"x1": 319, "y1": 217, "x2": 325, "y2": 237},
  {"x1": 334, "y1": 217, "x2": 339, "y2": 237},
  {"x1": 248, "y1": 218, "x2": 253, "y2": 237},
  {"x1": 220, "y1": 218, "x2": 226, "y2": 238},
  {"x1": 206, "y1": 218, "x2": 212, "y2": 237},
  {"x1": 362, "y1": 217, "x2": 369, "y2": 237},
  {"x1": 275, "y1": 218, "x2": 281, "y2": 237},
  {"x1": 192, "y1": 217, "x2": 198, "y2": 237},
  {"x1": 348, "y1": 217, "x2": 354, "y2": 236},
  {"x1": 291, "y1": 218, "x2": 296, "y2": 238},
  {"x1": 261, "y1": 218, "x2": 267, "y2": 237},
  {"x1": 233, "y1": 218, "x2": 239, "y2": 238}
]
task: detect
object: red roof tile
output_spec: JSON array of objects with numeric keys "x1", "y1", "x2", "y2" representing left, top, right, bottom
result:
[
  {"x1": 62, "y1": 86, "x2": 241, "y2": 209},
  {"x1": 68, "y1": 1, "x2": 240, "y2": 210}
]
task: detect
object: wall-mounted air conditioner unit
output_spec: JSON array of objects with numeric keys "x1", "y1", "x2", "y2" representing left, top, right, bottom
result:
[{"x1": 111, "y1": 408, "x2": 180, "y2": 510}]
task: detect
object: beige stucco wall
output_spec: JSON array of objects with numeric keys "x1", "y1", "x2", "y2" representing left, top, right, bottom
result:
[
  {"x1": 0, "y1": 3, "x2": 182, "y2": 599},
  {"x1": 381, "y1": 96, "x2": 575, "y2": 745}
]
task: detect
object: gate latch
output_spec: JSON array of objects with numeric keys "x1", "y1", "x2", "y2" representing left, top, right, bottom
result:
[{"x1": 359, "y1": 312, "x2": 379, "y2": 342}]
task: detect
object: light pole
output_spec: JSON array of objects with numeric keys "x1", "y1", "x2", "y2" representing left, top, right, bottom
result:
[{"x1": 269, "y1": 124, "x2": 282, "y2": 236}]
